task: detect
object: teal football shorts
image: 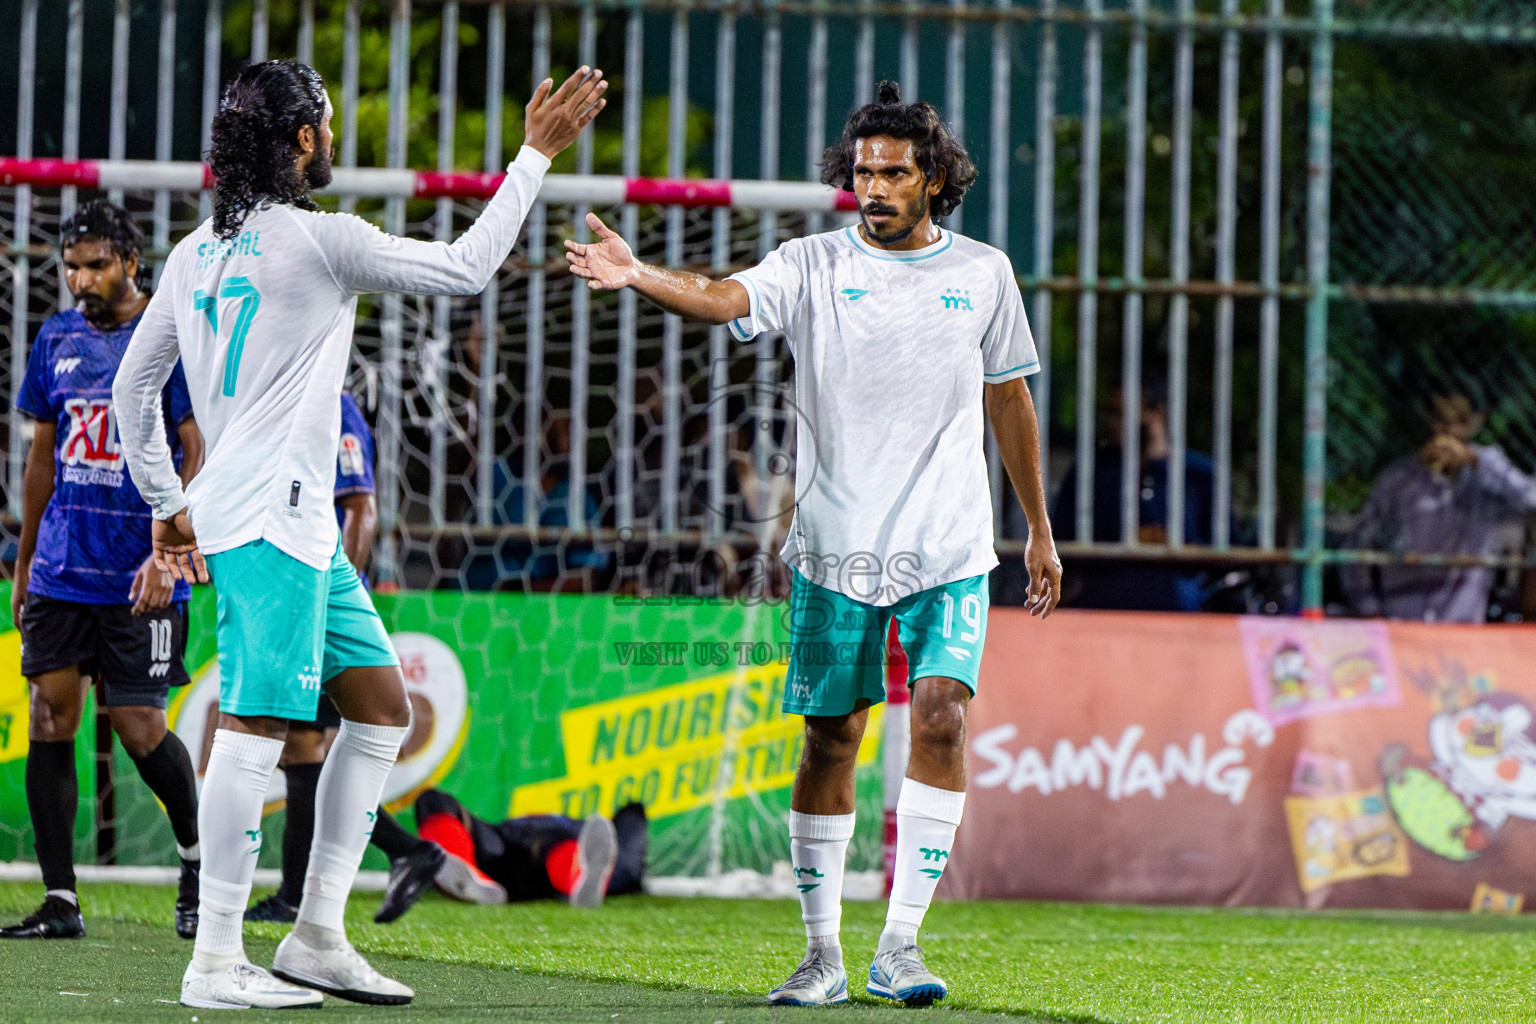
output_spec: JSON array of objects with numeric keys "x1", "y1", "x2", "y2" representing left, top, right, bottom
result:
[
  {"x1": 782, "y1": 569, "x2": 989, "y2": 717},
  {"x1": 204, "y1": 537, "x2": 399, "y2": 720}
]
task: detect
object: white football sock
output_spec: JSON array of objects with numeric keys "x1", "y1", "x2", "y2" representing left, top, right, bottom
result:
[
  {"x1": 297, "y1": 719, "x2": 407, "y2": 939},
  {"x1": 193, "y1": 729, "x2": 283, "y2": 971},
  {"x1": 880, "y1": 779, "x2": 964, "y2": 954},
  {"x1": 45, "y1": 888, "x2": 78, "y2": 907},
  {"x1": 789, "y1": 810, "x2": 855, "y2": 967}
]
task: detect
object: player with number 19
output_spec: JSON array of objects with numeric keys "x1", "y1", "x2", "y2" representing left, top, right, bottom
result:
[
  {"x1": 113, "y1": 59, "x2": 607, "y2": 1009},
  {"x1": 3, "y1": 201, "x2": 205, "y2": 943},
  {"x1": 567, "y1": 82, "x2": 1062, "y2": 1008}
]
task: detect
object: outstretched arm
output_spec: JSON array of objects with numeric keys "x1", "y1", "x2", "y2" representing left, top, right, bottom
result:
[
  {"x1": 329, "y1": 68, "x2": 608, "y2": 298},
  {"x1": 564, "y1": 213, "x2": 749, "y2": 324}
]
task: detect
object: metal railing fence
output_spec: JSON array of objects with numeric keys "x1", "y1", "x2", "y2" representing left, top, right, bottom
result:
[{"x1": 0, "y1": 0, "x2": 1534, "y2": 613}]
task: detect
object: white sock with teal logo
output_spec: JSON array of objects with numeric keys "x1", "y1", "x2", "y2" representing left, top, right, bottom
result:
[
  {"x1": 298, "y1": 719, "x2": 408, "y2": 938},
  {"x1": 880, "y1": 778, "x2": 965, "y2": 954},
  {"x1": 789, "y1": 810, "x2": 855, "y2": 967},
  {"x1": 193, "y1": 729, "x2": 284, "y2": 971}
]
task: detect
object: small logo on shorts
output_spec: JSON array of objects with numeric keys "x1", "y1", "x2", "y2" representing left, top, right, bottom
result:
[{"x1": 298, "y1": 664, "x2": 321, "y2": 691}]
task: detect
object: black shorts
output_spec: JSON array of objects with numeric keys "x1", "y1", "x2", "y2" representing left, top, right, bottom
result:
[
  {"x1": 290, "y1": 694, "x2": 342, "y2": 731},
  {"x1": 19, "y1": 594, "x2": 190, "y2": 708}
]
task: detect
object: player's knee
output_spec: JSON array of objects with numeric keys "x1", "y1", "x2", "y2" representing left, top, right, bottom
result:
[
  {"x1": 910, "y1": 701, "x2": 966, "y2": 754},
  {"x1": 381, "y1": 699, "x2": 411, "y2": 730},
  {"x1": 28, "y1": 688, "x2": 82, "y2": 740},
  {"x1": 108, "y1": 706, "x2": 167, "y2": 758},
  {"x1": 801, "y1": 722, "x2": 861, "y2": 772}
]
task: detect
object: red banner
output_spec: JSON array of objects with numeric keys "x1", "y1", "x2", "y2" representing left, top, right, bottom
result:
[{"x1": 943, "y1": 610, "x2": 1536, "y2": 910}]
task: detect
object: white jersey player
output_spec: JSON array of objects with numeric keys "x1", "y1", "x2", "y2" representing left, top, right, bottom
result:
[
  {"x1": 565, "y1": 81, "x2": 1061, "y2": 1008},
  {"x1": 114, "y1": 59, "x2": 606, "y2": 1010}
]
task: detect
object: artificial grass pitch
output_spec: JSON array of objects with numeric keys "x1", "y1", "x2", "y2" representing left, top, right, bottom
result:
[{"x1": 0, "y1": 883, "x2": 1532, "y2": 1022}]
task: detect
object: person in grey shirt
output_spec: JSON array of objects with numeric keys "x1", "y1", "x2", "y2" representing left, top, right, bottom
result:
[{"x1": 1344, "y1": 391, "x2": 1536, "y2": 623}]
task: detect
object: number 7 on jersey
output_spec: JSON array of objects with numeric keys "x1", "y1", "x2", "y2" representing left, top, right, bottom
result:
[{"x1": 192, "y1": 277, "x2": 261, "y2": 397}]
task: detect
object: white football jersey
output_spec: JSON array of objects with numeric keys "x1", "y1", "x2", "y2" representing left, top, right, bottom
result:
[
  {"x1": 728, "y1": 226, "x2": 1038, "y2": 606},
  {"x1": 115, "y1": 147, "x2": 551, "y2": 570}
]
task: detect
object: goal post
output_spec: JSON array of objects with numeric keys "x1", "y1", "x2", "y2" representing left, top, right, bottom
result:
[{"x1": 0, "y1": 162, "x2": 915, "y2": 894}]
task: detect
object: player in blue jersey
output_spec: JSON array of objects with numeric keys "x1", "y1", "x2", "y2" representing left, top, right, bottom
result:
[
  {"x1": 3, "y1": 202, "x2": 206, "y2": 941},
  {"x1": 244, "y1": 392, "x2": 450, "y2": 926}
]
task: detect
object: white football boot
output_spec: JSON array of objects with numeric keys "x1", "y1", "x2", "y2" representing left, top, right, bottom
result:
[
  {"x1": 766, "y1": 948, "x2": 849, "y2": 1006},
  {"x1": 271, "y1": 926, "x2": 413, "y2": 1005},
  {"x1": 867, "y1": 944, "x2": 947, "y2": 1006},
  {"x1": 180, "y1": 958, "x2": 324, "y2": 1010}
]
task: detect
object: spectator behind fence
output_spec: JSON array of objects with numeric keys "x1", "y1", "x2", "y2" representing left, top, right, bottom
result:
[
  {"x1": 1047, "y1": 374, "x2": 1221, "y2": 612},
  {"x1": 1343, "y1": 391, "x2": 1536, "y2": 623},
  {"x1": 464, "y1": 411, "x2": 610, "y2": 591}
]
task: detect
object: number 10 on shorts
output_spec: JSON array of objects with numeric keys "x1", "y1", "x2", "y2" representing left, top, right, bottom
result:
[{"x1": 148, "y1": 617, "x2": 174, "y2": 666}]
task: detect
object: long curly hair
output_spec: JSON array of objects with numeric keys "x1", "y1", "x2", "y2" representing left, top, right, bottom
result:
[
  {"x1": 819, "y1": 82, "x2": 977, "y2": 219},
  {"x1": 208, "y1": 60, "x2": 329, "y2": 240}
]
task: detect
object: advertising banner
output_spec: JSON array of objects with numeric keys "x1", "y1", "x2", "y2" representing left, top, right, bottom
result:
[
  {"x1": 945, "y1": 609, "x2": 1536, "y2": 910},
  {"x1": 0, "y1": 584, "x2": 885, "y2": 876}
]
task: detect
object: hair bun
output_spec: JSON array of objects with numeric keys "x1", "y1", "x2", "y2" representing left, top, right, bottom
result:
[{"x1": 876, "y1": 80, "x2": 901, "y2": 105}]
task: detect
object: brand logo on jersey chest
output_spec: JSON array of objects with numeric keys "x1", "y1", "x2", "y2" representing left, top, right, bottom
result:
[
  {"x1": 60, "y1": 398, "x2": 122, "y2": 470},
  {"x1": 53, "y1": 357, "x2": 82, "y2": 375},
  {"x1": 941, "y1": 289, "x2": 974, "y2": 311},
  {"x1": 841, "y1": 288, "x2": 869, "y2": 302}
]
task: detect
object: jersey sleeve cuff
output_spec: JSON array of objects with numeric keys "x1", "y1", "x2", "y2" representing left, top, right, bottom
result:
[
  {"x1": 726, "y1": 273, "x2": 762, "y2": 341},
  {"x1": 150, "y1": 491, "x2": 189, "y2": 521},
  {"x1": 983, "y1": 359, "x2": 1041, "y2": 383},
  {"x1": 512, "y1": 146, "x2": 553, "y2": 177}
]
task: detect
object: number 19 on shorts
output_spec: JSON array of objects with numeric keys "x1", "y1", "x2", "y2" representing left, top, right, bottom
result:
[{"x1": 940, "y1": 592, "x2": 982, "y2": 645}]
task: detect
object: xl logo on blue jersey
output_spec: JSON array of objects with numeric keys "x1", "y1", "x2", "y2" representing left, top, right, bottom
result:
[
  {"x1": 841, "y1": 289, "x2": 869, "y2": 301},
  {"x1": 941, "y1": 289, "x2": 974, "y2": 312},
  {"x1": 61, "y1": 399, "x2": 121, "y2": 469}
]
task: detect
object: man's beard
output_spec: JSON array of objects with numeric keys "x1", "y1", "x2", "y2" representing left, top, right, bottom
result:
[
  {"x1": 75, "y1": 284, "x2": 126, "y2": 324},
  {"x1": 304, "y1": 146, "x2": 333, "y2": 191},
  {"x1": 860, "y1": 191, "x2": 929, "y2": 245}
]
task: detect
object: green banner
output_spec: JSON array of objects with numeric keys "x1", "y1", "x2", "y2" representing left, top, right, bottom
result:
[{"x1": 0, "y1": 583, "x2": 884, "y2": 876}]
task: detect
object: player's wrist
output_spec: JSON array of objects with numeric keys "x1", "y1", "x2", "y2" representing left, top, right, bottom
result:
[
  {"x1": 151, "y1": 493, "x2": 189, "y2": 522},
  {"x1": 514, "y1": 143, "x2": 556, "y2": 171}
]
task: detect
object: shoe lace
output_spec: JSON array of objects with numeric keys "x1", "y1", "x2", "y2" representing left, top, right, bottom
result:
[
  {"x1": 781, "y1": 950, "x2": 839, "y2": 991},
  {"x1": 332, "y1": 941, "x2": 383, "y2": 981},
  {"x1": 881, "y1": 944, "x2": 928, "y2": 975},
  {"x1": 230, "y1": 962, "x2": 268, "y2": 991}
]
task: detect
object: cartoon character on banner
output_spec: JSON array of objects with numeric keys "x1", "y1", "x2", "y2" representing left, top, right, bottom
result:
[
  {"x1": 1239, "y1": 618, "x2": 1399, "y2": 727},
  {"x1": 1381, "y1": 660, "x2": 1536, "y2": 861}
]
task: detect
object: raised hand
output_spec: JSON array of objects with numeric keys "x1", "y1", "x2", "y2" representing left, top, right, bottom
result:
[
  {"x1": 565, "y1": 212, "x2": 639, "y2": 290},
  {"x1": 524, "y1": 67, "x2": 609, "y2": 159},
  {"x1": 153, "y1": 509, "x2": 209, "y2": 586}
]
